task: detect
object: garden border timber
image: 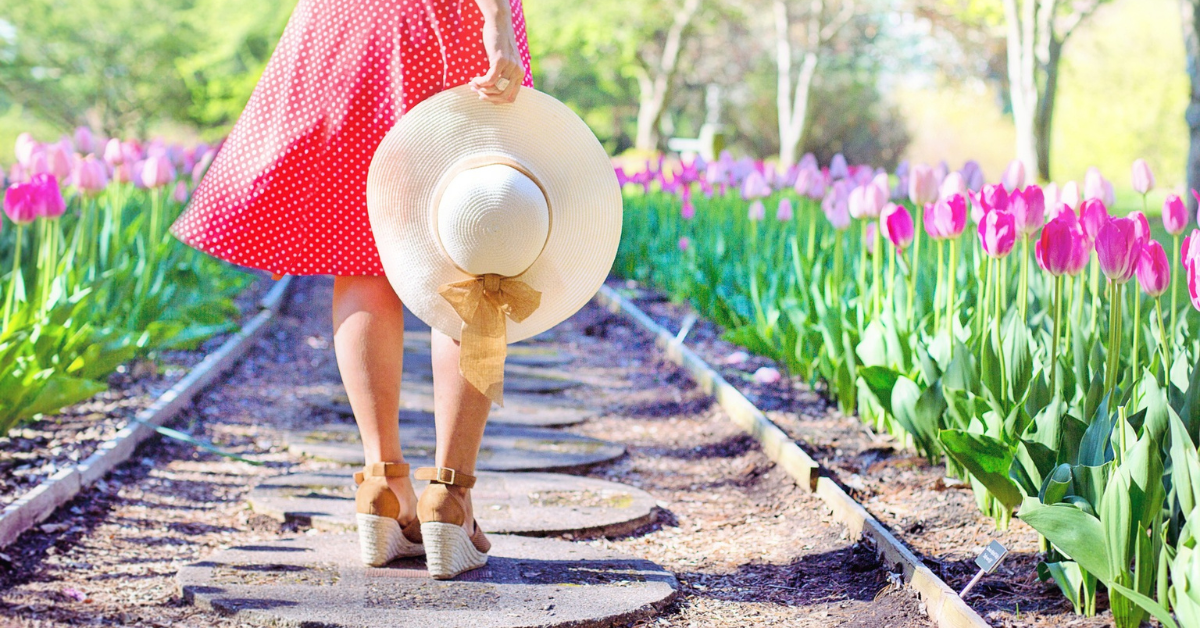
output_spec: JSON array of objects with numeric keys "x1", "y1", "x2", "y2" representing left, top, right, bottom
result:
[
  {"x1": 593, "y1": 285, "x2": 990, "y2": 628},
  {"x1": 0, "y1": 275, "x2": 294, "y2": 550}
]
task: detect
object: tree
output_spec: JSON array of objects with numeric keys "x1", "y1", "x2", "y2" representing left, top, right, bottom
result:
[
  {"x1": 634, "y1": 0, "x2": 703, "y2": 151},
  {"x1": 772, "y1": 0, "x2": 858, "y2": 167},
  {"x1": 1184, "y1": 0, "x2": 1200, "y2": 212}
]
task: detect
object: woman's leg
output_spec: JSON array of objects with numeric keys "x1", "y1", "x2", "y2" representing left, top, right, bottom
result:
[
  {"x1": 430, "y1": 329, "x2": 492, "y2": 530},
  {"x1": 332, "y1": 275, "x2": 417, "y2": 522}
]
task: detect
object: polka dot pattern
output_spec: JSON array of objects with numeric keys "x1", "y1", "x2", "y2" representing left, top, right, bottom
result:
[{"x1": 169, "y1": 0, "x2": 535, "y2": 276}]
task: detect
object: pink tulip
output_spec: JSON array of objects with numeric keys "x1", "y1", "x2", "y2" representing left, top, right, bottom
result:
[
  {"x1": 1002, "y1": 159, "x2": 1026, "y2": 191},
  {"x1": 140, "y1": 153, "x2": 176, "y2": 188},
  {"x1": 3, "y1": 184, "x2": 39, "y2": 224},
  {"x1": 1137, "y1": 240, "x2": 1170, "y2": 297},
  {"x1": 73, "y1": 127, "x2": 95, "y2": 155},
  {"x1": 881, "y1": 203, "x2": 914, "y2": 250},
  {"x1": 848, "y1": 182, "x2": 886, "y2": 220},
  {"x1": 45, "y1": 144, "x2": 72, "y2": 182},
  {"x1": 1129, "y1": 211, "x2": 1151, "y2": 242},
  {"x1": 681, "y1": 198, "x2": 695, "y2": 220},
  {"x1": 793, "y1": 167, "x2": 816, "y2": 198},
  {"x1": 924, "y1": 194, "x2": 967, "y2": 240},
  {"x1": 28, "y1": 174, "x2": 64, "y2": 219},
  {"x1": 172, "y1": 180, "x2": 190, "y2": 203},
  {"x1": 940, "y1": 171, "x2": 967, "y2": 200},
  {"x1": 741, "y1": 171, "x2": 771, "y2": 200},
  {"x1": 748, "y1": 200, "x2": 765, "y2": 221},
  {"x1": 1010, "y1": 185, "x2": 1045, "y2": 237},
  {"x1": 978, "y1": 209, "x2": 1016, "y2": 258},
  {"x1": 1035, "y1": 208, "x2": 1088, "y2": 276},
  {"x1": 1188, "y1": 258, "x2": 1200, "y2": 312},
  {"x1": 1095, "y1": 216, "x2": 1143, "y2": 282},
  {"x1": 1164, "y1": 193, "x2": 1189, "y2": 235},
  {"x1": 1182, "y1": 229, "x2": 1200, "y2": 268},
  {"x1": 1084, "y1": 167, "x2": 1116, "y2": 207},
  {"x1": 8, "y1": 163, "x2": 29, "y2": 185},
  {"x1": 1061, "y1": 181, "x2": 1081, "y2": 211},
  {"x1": 776, "y1": 198, "x2": 794, "y2": 222},
  {"x1": 908, "y1": 164, "x2": 939, "y2": 206},
  {"x1": 71, "y1": 155, "x2": 109, "y2": 194},
  {"x1": 678, "y1": 236, "x2": 690, "y2": 252},
  {"x1": 823, "y1": 185, "x2": 852, "y2": 231},
  {"x1": 1131, "y1": 159, "x2": 1155, "y2": 195},
  {"x1": 753, "y1": 366, "x2": 782, "y2": 384},
  {"x1": 1079, "y1": 199, "x2": 1109, "y2": 244}
]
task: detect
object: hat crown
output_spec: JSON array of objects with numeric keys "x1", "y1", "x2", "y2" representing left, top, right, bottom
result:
[{"x1": 436, "y1": 163, "x2": 549, "y2": 277}]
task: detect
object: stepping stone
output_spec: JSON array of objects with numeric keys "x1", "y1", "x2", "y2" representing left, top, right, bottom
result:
[
  {"x1": 248, "y1": 471, "x2": 656, "y2": 537},
  {"x1": 286, "y1": 423, "x2": 624, "y2": 472},
  {"x1": 403, "y1": 335, "x2": 574, "y2": 368},
  {"x1": 400, "y1": 353, "x2": 581, "y2": 393},
  {"x1": 179, "y1": 533, "x2": 677, "y2": 628},
  {"x1": 308, "y1": 388, "x2": 592, "y2": 428}
]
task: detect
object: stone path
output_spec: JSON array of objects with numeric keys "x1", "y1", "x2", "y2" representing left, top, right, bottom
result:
[
  {"x1": 247, "y1": 471, "x2": 657, "y2": 536},
  {"x1": 309, "y1": 385, "x2": 594, "y2": 427},
  {"x1": 284, "y1": 422, "x2": 625, "y2": 471},
  {"x1": 179, "y1": 533, "x2": 677, "y2": 628}
]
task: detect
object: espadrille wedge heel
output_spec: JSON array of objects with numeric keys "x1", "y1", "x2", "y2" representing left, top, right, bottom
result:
[
  {"x1": 354, "y1": 462, "x2": 424, "y2": 567},
  {"x1": 415, "y1": 467, "x2": 490, "y2": 580}
]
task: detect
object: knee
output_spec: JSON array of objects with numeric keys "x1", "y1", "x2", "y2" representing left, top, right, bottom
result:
[{"x1": 333, "y1": 276, "x2": 402, "y2": 311}]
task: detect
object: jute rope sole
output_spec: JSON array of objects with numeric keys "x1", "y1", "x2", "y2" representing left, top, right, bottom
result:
[
  {"x1": 422, "y1": 521, "x2": 488, "y2": 580},
  {"x1": 356, "y1": 513, "x2": 424, "y2": 566}
]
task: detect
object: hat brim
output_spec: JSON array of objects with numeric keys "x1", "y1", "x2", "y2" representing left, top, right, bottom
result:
[{"x1": 367, "y1": 85, "x2": 622, "y2": 343}]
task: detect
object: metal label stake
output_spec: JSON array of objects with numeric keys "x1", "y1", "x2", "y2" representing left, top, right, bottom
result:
[{"x1": 960, "y1": 540, "x2": 1008, "y2": 598}]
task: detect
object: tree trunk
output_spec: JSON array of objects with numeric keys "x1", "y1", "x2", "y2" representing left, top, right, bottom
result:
[
  {"x1": 1004, "y1": 0, "x2": 1040, "y2": 176},
  {"x1": 633, "y1": 0, "x2": 702, "y2": 152},
  {"x1": 1034, "y1": 37, "x2": 1061, "y2": 181},
  {"x1": 1184, "y1": 0, "x2": 1200, "y2": 217},
  {"x1": 775, "y1": 0, "x2": 822, "y2": 168}
]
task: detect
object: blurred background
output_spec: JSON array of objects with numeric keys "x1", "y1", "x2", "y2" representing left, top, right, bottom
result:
[{"x1": 0, "y1": 0, "x2": 1190, "y2": 207}]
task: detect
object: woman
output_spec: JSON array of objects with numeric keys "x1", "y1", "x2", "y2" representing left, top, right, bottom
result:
[{"x1": 170, "y1": 0, "x2": 535, "y2": 578}]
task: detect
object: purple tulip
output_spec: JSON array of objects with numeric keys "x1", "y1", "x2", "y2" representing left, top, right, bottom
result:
[
  {"x1": 1165, "y1": 193, "x2": 1189, "y2": 235},
  {"x1": 1129, "y1": 210, "x2": 1151, "y2": 242},
  {"x1": 1095, "y1": 216, "x2": 1143, "y2": 283},
  {"x1": 978, "y1": 209, "x2": 1016, "y2": 258},
  {"x1": 776, "y1": 198, "x2": 794, "y2": 221},
  {"x1": 681, "y1": 198, "x2": 695, "y2": 220},
  {"x1": 960, "y1": 160, "x2": 985, "y2": 192},
  {"x1": 1137, "y1": 240, "x2": 1170, "y2": 297},
  {"x1": 741, "y1": 171, "x2": 771, "y2": 200},
  {"x1": 829, "y1": 154, "x2": 849, "y2": 180}
]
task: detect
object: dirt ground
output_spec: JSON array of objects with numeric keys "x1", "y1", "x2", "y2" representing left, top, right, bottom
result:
[
  {"x1": 0, "y1": 276, "x2": 932, "y2": 627},
  {"x1": 627, "y1": 283, "x2": 1112, "y2": 628}
]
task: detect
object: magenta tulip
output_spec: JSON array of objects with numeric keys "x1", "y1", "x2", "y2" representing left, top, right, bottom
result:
[
  {"x1": 1010, "y1": 185, "x2": 1046, "y2": 237},
  {"x1": 681, "y1": 198, "x2": 695, "y2": 220},
  {"x1": 1035, "y1": 209, "x2": 1088, "y2": 276},
  {"x1": 3, "y1": 184, "x2": 39, "y2": 224},
  {"x1": 882, "y1": 203, "x2": 914, "y2": 250},
  {"x1": 978, "y1": 209, "x2": 1016, "y2": 258},
  {"x1": 1130, "y1": 211, "x2": 1151, "y2": 242},
  {"x1": 1079, "y1": 199, "x2": 1108, "y2": 244},
  {"x1": 1182, "y1": 229, "x2": 1200, "y2": 268},
  {"x1": 30, "y1": 174, "x2": 65, "y2": 219},
  {"x1": 924, "y1": 194, "x2": 967, "y2": 240},
  {"x1": 1137, "y1": 240, "x2": 1170, "y2": 297},
  {"x1": 908, "y1": 164, "x2": 939, "y2": 206},
  {"x1": 776, "y1": 198, "x2": 794, "y2": 221},
  {"x1": 1095, "y1": 216, "x2": 1143, "y2": 282},
  {"x1": 1164, "y1": 194, "x2": 1189, "y2": 235},
  {"x1": 678, "y1": 236, "x2": 690, "y2": 252},
  {"x1": 1002, "y1": 159, "x2": 1026, "y2": 191},
  {"x1": 1132, "y1": 159, "x2": 1155, "y2": 195}
]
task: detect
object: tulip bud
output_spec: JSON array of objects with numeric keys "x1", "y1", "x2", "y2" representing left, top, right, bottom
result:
[
  {"x1": 681, "y1": 198, "x2": 695, "y2": 220},
  {"x1": 1131, "y1": 158, "x2": 1155, "y2": 195},
  {"x1": 1165, "y1": 193, "x2": 1189, "y2": 235},
  {"x1": 829, "y1": 153, "x2": 849, "y2": 180},
  {"x1": 908, "y1": 164, "x2": 939, "y2": 206},
  {"x1": 940, "y1": 172, "x2": 967, "y2": 200},
  {"x1": 1035, "y1": 209, "x2": 1088, "y2": 277},
  {"x1": 1129, "y1": 211, "x2": 1151, "y2": 243},
  {"x1": 1002, "y1": 159, "x2": 1026, "y2": 191},
  {"x1": 776, "y1": 198, "x2": 794, "y2": 222},
  {"x1": 881, "y1": 203, "x2": 914, "y2": 250},
  {"x1": 678, "y1": 236, "x2": 690, "y2": 252},
  {"x1": 741, "y1": 171, "x2": 771, "y2": 200},
  {"x1": 1061, "y1": 181, "x2": 1081, "y2": 211},
  {"x1": 4, "y1": 183, "x2": 39, "y2": 224},
  {"x1": 140, "y1": 153, "x2": 176, "y2": 188},
  {"x1": 1079, "y1": 199, "x2": 1108, "y2": 244},
  {"x1": 960, "y1": 160, "x2": 985, "y2": 192},
  {"x1": 72, "y1": 155, "x2": 109, "y2": 194},
  {"x1": 1137, "y1": 240, "x2": 1170, "y2": 297},
  {"x1": 924, "y1": 194, "x2": 967, "y2": 240},
  {"x1": 1011, "y1": 185, "x2": 1046, "y2": 237},
  {"x1": 747, "y1": 200, "x2": 765, "y2": 221},
  {"x1": 172, "y1": 180, "x2": 190, "y2": 203},
  {"x1": 1095, "y1": 216, "x2": 1142, "y2": 283}
]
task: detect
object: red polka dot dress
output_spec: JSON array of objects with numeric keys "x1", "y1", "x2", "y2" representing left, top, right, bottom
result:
[{"x1": 170, "y1": 0, "x2": 535, "y2": 276}]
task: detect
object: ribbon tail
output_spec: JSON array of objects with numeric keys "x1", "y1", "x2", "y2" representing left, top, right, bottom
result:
[{"x1": 457, "y1": 296, "x2": 508, "y2": 406}]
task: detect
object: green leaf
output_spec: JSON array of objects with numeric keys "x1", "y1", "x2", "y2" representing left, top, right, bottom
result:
[
  {"x1": 1003, "y1": 314, "x2": 1033, "y2": 400},
  {"x1": 1106, "y1": 581, "x2": 1178, "y2": 628},
  {"x1": 1017, "y1": 497, "x2": 1112, "y2": 581},
  {"x1": 1037, "y1": 561, "x2": 1084, "y2": 615},
  {"x1": 939, "y1": 429, "x2": 1023, "y2": 510},
  {"x1": 1039, "y1": 463, "x2": 1073, "y2": 505},
  {"x1": 859, "y1": 365, "x2": 900, "y2": 414},
  {"x1": 21, "y1": 374, "x2": 106, "y2": 419},
  {"x1": 1170, "y1": 407, "x2": 1200, "y2": 518}
]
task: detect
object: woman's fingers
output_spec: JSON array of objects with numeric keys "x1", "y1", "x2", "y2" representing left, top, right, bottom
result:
[{"x1": 470, "y1": 59, "x2": 522, "y2": 104}]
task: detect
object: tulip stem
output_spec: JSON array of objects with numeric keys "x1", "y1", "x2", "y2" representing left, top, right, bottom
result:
[
  {"x1": 934, "y1": 240, "x2": 945, "y2": 333},
  {"x1": 1172, "y1": 233, "x2": 1181, "y2": 357},
  {"x1": 1132, "y1": 287, "x2": 1142, "y2": 393},
  {"x1": 979, "y1": 254, "x2": 993, "y2": 342},
  {"x1": 906, "y1": 248, "x2": 916, "y2": 330},
  {"x1": 1156, "y1": 297, "x2": 1171, "y2": 378},
  {"x1": 2, "y1": 225, "x2": 25, "y2": 331},
  {"x1": 833, "y1": 230, "x2": 844, "y2": 298},
  {"x1": 1019, "y1": 237, "x2": 1030, "y2": 323},
  {"x1": 857, "y1": 221, "x2": 868, "y2": 302},
  {"x1": 994, "y1": 256, "x2": 1006, "y2": 396},
  {"x1": 872, "y1": 220, "x2": 883, "y2": 318},
  {"x1": 1049, "y1": 275, "x2": 1063, "y2": 395},
  {"x1": 806, "y1": 207, "x2": 818, "y2": 261},
  {"x1": 947, "y1": 238, "x2": 958, "y2": 355}
]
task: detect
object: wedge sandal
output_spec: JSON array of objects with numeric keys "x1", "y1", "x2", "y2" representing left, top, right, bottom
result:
[
  {"x1": 415, "y1": 466, "x2": 491, "y2": 580},
  {"x1": 354, "y1": 462, "x2": 424, "y2": 566}
]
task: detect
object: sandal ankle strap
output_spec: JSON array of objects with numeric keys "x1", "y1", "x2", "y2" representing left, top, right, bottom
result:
[
  {"x1": 354, "y1": 461, "x2": 410, "y2": 485},
  {"x1": 414, "y1": 467, "x2": 476, "y2": 488}
]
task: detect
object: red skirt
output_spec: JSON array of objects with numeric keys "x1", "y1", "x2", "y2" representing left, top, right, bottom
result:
[{"x1": 170, "y1": 0, "x2": 535, "y2": 276}]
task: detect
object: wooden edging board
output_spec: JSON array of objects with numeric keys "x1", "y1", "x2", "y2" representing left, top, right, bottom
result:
[
  {"x1": 0, "y1": 276, "x2": 294, "y2": 550},
  {"x1": 594, "y1": 285, "x2": 989, "y2": 628}
]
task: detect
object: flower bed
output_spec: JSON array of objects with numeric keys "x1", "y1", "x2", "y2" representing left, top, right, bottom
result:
[
  {"x1": 616, "y1": 152, "x2": 1200, "y2": 627},
  {"x1": 2, "y1": 129, "x2": 253, "y2": 437}
]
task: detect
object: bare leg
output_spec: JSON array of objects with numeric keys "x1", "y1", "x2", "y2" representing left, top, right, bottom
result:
[
  {"x1": 332, "y1": 276, "x2": 417, "y2": 524},
  {"x1": 430, "y1": 329, "x2": 492, "y2": 530}
]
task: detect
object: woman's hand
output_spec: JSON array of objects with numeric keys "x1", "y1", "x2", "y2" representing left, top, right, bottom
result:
[{"x1": 470, "y1": 2, "x2": 524, "y2": 104}]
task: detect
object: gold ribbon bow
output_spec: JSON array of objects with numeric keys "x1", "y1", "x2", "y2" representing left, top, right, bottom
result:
[{"x1": 438, "y1": 274, "x2": 542, "y2": 405}]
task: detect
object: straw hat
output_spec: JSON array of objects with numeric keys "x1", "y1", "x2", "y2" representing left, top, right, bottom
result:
[{"x1": 366, "y1": 85, "x2": 622, "y2": 403}]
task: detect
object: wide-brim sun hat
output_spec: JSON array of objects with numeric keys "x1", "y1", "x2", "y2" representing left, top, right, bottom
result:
[{"x1": 367, "y1": 84, "x2": 622, "y2": 403}]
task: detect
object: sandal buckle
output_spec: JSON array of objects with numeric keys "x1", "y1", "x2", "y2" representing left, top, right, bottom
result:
[{"x1": 434, "y1": 467, "x2": 457, "y2": 485}]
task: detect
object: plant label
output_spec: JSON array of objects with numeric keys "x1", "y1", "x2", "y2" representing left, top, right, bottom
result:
[{"x1": 974, "y1": 540, "x2": 1008, "y2": 574}]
